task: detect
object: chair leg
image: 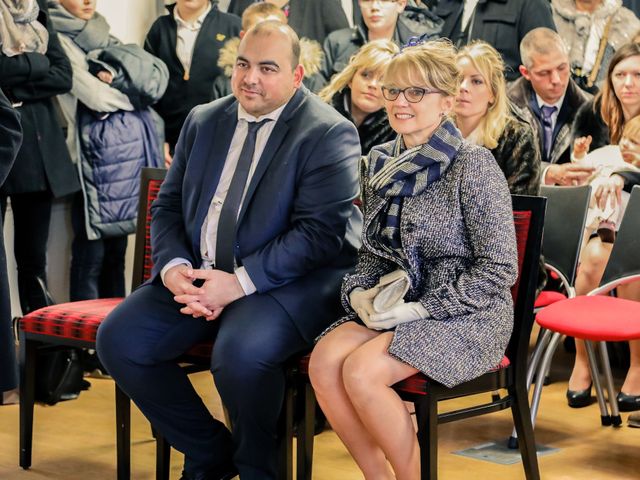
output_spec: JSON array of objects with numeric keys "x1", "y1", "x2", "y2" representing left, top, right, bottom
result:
[
  {"x1": 296, "y1": 380, "x2": 316, "y2": 480},
  {"x1": 509, "y1": 382, "x2": 541, "y2": 480},
  {"x1": 277, "y1": 368, "x2": 294, "y2": 480},
  {"x1": 585, "y1": 340, "x2": 610, "y2": 425},
  {"x1": 19, "y1": 335, "x2": 37, "y2": 469},
  {"x1": 414, "y1": 396, "x2": 438, "y2": 480},
  {"x1": 509, "y1": 330, "x2": 557, "y2": 448},
  {"x1": 598, "y1": 341, "x2": 622, "y2": 426},
  {"x1": 155, "y1": 430, "x2": 171, "y2": 480},
  {"x1": 115, "y1": 383, "x2": 131, "y2": 480}
]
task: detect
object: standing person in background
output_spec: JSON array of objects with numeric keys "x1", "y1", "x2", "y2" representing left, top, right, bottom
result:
[
  {"x1": 454, "y1": 41, "x2": 541, "y2": 196},
  {"x1": 0, "y1": 0, "x2": 79, "y2": 316},
  {"x1": 552, "y1": 0, "x2": 640, "y2": 93},
  {"x1": 212, "y1": 2, "x2": 325, "y2": 99},
  {"x1": 48, "y1": 0, "x2": 167, "y2": 301},
  {"x1": 145, "y1": 0, "x2": 241, "y2": 167},
  {"x1": 436, "y1": 0, "x2": 556, "y2": 81},
  {"x1": 509, "y1": 28, "x2": 594, "y2": 187},
  {"x1": 318, "y1": 39, "x2": 398, "y2": 155},
  {"x1": 0, "y1": 89, "x2": 22, "y2": 404},
  {"x1": 227, "y1": 0, "x2": 350, "y2": 44},
  {"x1": 321, "y1": 0, "x2": 442, "y2": 83}
]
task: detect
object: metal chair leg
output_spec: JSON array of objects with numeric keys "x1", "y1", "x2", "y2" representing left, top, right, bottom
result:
[
  {"x1": 598, "y1": 341, "x2": 622, "y2": 426},
  {"x1": 585, "y1": 340, "x2": 610, "y2": 425}
]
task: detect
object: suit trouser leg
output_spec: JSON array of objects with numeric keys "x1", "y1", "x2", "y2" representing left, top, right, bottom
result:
[
  {"x1": 96, "y1": 281, "x2": 233, "y2": 474},
  {"x1": 211, "y1": 293, "x2": 309, "y2": 480}
]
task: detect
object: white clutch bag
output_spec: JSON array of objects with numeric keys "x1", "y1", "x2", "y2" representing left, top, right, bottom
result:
[{"x1": 372, "y1": 269, "x2": 411, "y2": 313}]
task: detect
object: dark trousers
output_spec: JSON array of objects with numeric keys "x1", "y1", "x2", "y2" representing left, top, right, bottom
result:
[
  {"x1": 69, "y1": 194, "x2": 127, "y2": 300},
  {"x1": 96, "y1": 280, "x2": 309, "y2": 479},
  {"x1": 1, "y1": 191, "x2": 53, "y2": 314}
]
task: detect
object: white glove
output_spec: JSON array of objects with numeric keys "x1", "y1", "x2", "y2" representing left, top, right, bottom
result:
[
  {"x1": 349, "y1": 287, "x2": 378, "y2": 324},
  {"x1": 365, "y1": 301, "x2": 429, "y2": 331}
]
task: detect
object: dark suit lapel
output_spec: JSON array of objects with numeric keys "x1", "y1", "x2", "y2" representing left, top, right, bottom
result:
[
  {"x1": 193, "y1": 105, "x2": 238, "y2": 253},
  {"x1": 236, "y1": 88, "x2": 305, "y2": 225}
]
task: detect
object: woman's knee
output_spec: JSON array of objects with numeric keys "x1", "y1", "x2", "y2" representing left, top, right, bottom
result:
[
  {"x1": 308, "y1": 339, "x2": 344, "y2": 394},
  {"x1": 342, "y1": 350, "x2": 378, "y2": 403},
  {"x1": 580, "y1": 240, "x2": 612, "y2": 277}
]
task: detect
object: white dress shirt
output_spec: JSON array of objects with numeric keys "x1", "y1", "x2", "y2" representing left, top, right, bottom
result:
[
  {"x1": 461, "y1": 0, "x2": 480, "y2": 31},
  {"x1": 174, "y1": 2, "x2": 212, "y2": 77},
  {"x1": 161, "y1": 101, "x2": 288, "y2": 295}
]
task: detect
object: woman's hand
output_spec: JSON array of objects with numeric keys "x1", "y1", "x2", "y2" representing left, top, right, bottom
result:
[
  {"x1": 366, "y1": 302, "x2": 428, "y2": 330},
  {"x1": 96, "y1": 70, "x2": 113, "y2": 84},
  {"x1": 594, "y1": 174, "x2": 625, "y2": 211}
]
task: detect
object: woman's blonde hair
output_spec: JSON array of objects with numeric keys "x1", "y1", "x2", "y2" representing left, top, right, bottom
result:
[
  {"x1": 600, "y1": 42, "x2": 640, "y2": 144},
  {"x1": 455, "y1": 41, "x2": 511, "y2": 149},
  {"x1": 318, "y1": 39, "x2": 399, "y2": 103},
  {"x1": 621, "y1": 114, "x2": 640, "y2": 141},
  {"x1": 383, "y1": 38, "x2": 461, "y2": 98}
]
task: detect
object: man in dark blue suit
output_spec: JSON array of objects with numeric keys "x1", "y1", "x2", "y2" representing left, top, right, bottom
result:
[{"x1": 97, "y1": 21, "x2": 361, "y2": 480}]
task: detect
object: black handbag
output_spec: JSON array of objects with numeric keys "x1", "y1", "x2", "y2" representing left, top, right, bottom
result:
[{"x1": 34, "y1": 346, "x2": 86, "y2": 405}]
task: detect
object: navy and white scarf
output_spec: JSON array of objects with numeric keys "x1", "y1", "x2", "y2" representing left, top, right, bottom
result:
[{"x1": 368, "y1": 118, "x2": 463, "y2": 252}]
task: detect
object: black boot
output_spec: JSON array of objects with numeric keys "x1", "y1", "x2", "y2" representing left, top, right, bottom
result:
[{"x1": 18, "y1": 275, "x2": 55, "y2": 314}]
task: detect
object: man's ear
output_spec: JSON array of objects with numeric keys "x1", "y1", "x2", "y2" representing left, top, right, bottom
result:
[
  {"x1": 239, "y1": 30, "x2": 246, "y2": 39},
  {"x1": 293, "y1": 64, "x2": 305, "y2": 87},
  {"x1": 519, "y1": 64, "x2": 531, "y2": 81}
]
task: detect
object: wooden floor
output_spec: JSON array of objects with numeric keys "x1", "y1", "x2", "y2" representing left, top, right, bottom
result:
[{"x1": 1, "y1": 343, "x2": 639, "y2": 479}]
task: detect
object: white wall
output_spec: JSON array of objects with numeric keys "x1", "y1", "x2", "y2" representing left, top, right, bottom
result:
[{"x1": 4, "y1": 0, "x2": 164, "y2": 317}]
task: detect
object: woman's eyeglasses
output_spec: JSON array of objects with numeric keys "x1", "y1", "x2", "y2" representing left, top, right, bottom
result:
[{"x1": 381, "y1": 86, "x2": 442, "y2": 103}]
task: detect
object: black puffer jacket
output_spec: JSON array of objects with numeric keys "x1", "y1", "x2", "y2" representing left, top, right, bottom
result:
[{"x1": 331, "y1": 88, "x2": 395, "y2": 156}]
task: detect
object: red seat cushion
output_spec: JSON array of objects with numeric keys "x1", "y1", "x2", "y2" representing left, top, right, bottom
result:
[
  {"x1": 536, "y1": 295, "x2": 640, "y2": 341},
  {"x1": 534, "y1": 290, "x2": 567, "y2": 308},
  {"x1": 19, "y1": 298, "x2": 124, "y2": 343}
]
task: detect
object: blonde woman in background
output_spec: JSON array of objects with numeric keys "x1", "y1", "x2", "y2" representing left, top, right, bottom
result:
[
  {"x1": 454, "y1": 41, "x2": 541, "y2": 195},
  {"x1": 319, "y1": 39, "x2": 399, "y2": 155}
]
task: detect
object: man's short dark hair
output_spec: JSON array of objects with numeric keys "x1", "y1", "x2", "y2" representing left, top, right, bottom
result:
[{"x1": 246, "y1": 20, "x2": 300, "y2": 70}]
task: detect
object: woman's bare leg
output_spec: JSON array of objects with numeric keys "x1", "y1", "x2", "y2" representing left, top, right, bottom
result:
[
  {"x1": 619, "y1": 281, "x2": 640, "y2": 394},
  {"x1": 570, "y1": 238, "x2": 613, "y2": 391},
  {"x1": 343, "y1": 332, "x2": 420, "y2": 480},
  {"x1": 309, "y1": 323, "x2": 394, "y2": 479}
]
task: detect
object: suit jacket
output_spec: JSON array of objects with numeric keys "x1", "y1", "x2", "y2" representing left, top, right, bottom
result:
[
  {"x1": 508, "y1": 77, "x2": 592, "y2": 170},
  {"x1": 0, "y1": 89, "x2": 21, "y2": 391},
  {"x1": 151, "y1": 87, "x2": 362, "y2": 341}
]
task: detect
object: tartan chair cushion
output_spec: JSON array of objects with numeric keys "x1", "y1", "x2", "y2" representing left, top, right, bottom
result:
[{"x1": 19, "y1": 298, "x2": 123, "y2": 343}]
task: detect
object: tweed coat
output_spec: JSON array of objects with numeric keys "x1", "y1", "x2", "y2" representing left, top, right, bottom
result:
[{"x1": 328, "y1": 140, "x2": 519, "y2": 388}]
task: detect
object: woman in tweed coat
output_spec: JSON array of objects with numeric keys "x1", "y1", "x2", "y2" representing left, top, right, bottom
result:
[{"x1": 309, "y1": 39, "x2": 518, "y2": 480}]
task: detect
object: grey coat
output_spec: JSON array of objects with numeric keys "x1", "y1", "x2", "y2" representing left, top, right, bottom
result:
[{"x1": 329, "y1": 141, "x2": 519, "y2": 388}]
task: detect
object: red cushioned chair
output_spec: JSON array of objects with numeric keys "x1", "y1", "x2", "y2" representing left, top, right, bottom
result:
[
  {"x1": 293, "y1": 194, "x2": 546, "y2": 480},
  {"x1": 18, "y1": 167, "x2": 166, "y2": 480},
  {"x1": 508, "y1": 185, "x2": 591, "y2": 448},
  {"x1": 536, "y1": 185, "x2": 640, "y2": 428}
]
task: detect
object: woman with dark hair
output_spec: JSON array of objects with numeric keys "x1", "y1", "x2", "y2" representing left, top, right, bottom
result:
[
  {"x1": 568, "y1": 41, "x2": 640, "y2": 411},
  {"x1": 318, "y1": 39, "x2": 398, "y2": 155}
]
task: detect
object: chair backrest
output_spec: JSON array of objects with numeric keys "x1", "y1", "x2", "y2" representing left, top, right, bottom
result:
[
  {"x1": 130, "y1": 167, "x2": 167, "y2": 291},
  {"x1": 539, "y1": 185, "x2": 591, "y2": 288},
  {"x1": 599, "y1": 186, "x2": 640, "y2": 290},
  {"x1": 507, "y1": 195, "x2": 546, "y2": 377}
]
